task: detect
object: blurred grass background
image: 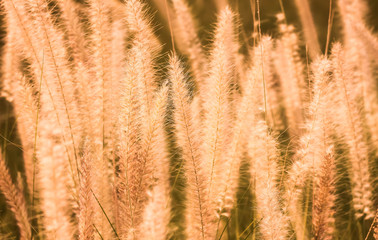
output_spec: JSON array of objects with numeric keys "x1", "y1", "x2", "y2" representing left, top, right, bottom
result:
[
  {"x1": 0, "y1": 0, "x2": 377, "y2": 239},
  {"x1": 146, "y1": 0, "x2": 378, "y2": 55}
]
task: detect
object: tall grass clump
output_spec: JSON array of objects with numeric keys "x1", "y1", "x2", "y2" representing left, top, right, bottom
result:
[{"x1": 0, "y1": 0, "x2": 377, "y2": 239}]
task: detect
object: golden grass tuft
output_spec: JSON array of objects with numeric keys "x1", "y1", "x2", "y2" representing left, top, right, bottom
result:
[{"x1": 0, "y1": 0, "x2": 377, "y2": 239}]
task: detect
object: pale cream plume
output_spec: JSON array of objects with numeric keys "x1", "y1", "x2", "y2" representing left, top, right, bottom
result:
[
  {"x1": 116, "y1": 2, "x2": 163, "y2": 238},
  {"x1": 78, "y1": 144, "x2": 95, "y2": 240},
  {"x1": 3, "y1": 0, "x2": 81, "y2": 182},
  {"x1": 109, "y1": 6, "x2": 128, "y2": 143},
  {"x1": 171, "y1": 0, "x2": 207, "y2": 93},
  {"x1": 170, "y1": 55, "x2": 210, "y2": 240},
  {"x1": 55, "y1": 0, "x2": 95, "y2": 140},
  {"x1": 123, "y1": 0, "x2": 162, "y2": 140},
  {"x1": 212, "y1": 37, "x2": 280, "y2": 237},
  {"x1": 0, "y1": 153, "x2": 31, "y2": 240},
  {"x1": 109, "y1": 6, "x2": 128, "y2": 230},
  {"x1": 139, "y1": 84, "x2": 171, "y2": 240},
  {"x1": 2, "y1": 1, "x2": 80, "y2": 238},
  {"x1": 117, "y1": 44, "x2": 143, "y2": 239},
  {"x1": 212, "y1": 68, "x2": 255, "y2": 237},
  {"x1": 87, "y1": 1, "x2": 116, "y2": 237},
  {"x1": 293, "y1": 0, "x2": 321, "y2": 58},
  {"x1": 248, "y1": 121, "x2": 289, "y2": 240},
  {"x1": 374, "y1": 209, "x2": 378, "y2": 239},
  {"x1": 56, "y1": 0, "x2": 91, "y2": 68},
  {"x1": 285, "y1": 57, "x2": 334, "y2": 240},
  {"x1": 249, "y1": 36, "x2": 284, "y2": 131},
  {"x1": 202, "y1": 6, "x2": 235, "y2": 215},
  {"x1": 312, "y1": 149, "x2": 336, "y2": 240},
  {"x1": 1, "y1": 23, "x2": 38, "y2": 196},
  {"x1": 330, "y1": 43, "x2": 374, "y2": 218},
  {"x1": 338, "y1": 0, "x2": 378, "y2": 164},
  {"x1": 124, "y1": 0, "x2": 162, "y2": 55},
  {"x1": 242, "y1": 38, "x2": 291, "y2": 240},
  {"x1": 212, "y1": 0, "x2": 227, "y2": 12},
  {"x1": 274, "y1": 22, "x2": 306, "y2": 140},
  {"x1": 88, "y1": 0, "x2": 126, "y2": 157},
  {"x1": 23, "y1": 0, "x2": 81, "y2": 171}
]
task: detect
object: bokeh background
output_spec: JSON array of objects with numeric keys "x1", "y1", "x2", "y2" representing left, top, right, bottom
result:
[{"x1": 146, "y1": 0, "x2": 378, "y2": 55}]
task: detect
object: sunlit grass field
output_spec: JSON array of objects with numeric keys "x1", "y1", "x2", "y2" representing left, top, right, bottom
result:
[{"x1": 0, "y1": 0, "x2": 378, "y2": 239}]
